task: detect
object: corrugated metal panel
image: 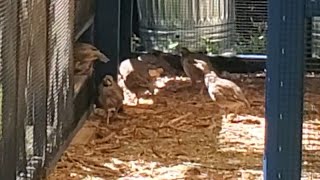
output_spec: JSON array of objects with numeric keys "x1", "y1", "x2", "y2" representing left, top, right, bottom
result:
[{"x1": 136, "y1": 0, "x2": 236, "y2": 53}]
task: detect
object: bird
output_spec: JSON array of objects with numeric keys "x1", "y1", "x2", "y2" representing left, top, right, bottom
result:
[
  {"x1": 178, "y1": 47, "x2": 220, "y2": 95},
  {"x1": 193, "y1": 59, "x2": 250, "y2": 119},
  {"x1": 74, "y1": 42, "x2": 110, "y2": 75},
  {"x1": 144, "y1": 49, "x2": 179, "y2": 77},
  {"x1": 97, "y1": 75, "x2": 124, "y2": 124},
  {"x1": 118, "y1": 57, "x2": 156, "y2": 104}
]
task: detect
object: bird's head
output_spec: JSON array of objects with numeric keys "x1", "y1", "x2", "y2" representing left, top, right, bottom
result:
[
  {"x1": 102, "y1": 75, "x2": 114, "y2": 87},
  {"x1": 193, "y1": 59, "x2": 211, "y2": 73},
  {"x1": 75, "y1": 42, "x2": 110, "y2": 63},
  {"x1": 178, "y1": 47, "x2": 191, "y2": 56}
]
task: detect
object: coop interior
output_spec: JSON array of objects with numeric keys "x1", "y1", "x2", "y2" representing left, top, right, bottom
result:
[
  {"x1": 48, "y1": 1, "x2": 320, "y2": 179},
  {"x1": 0, "y1": 0, "x2": 320, "y2": 180}
]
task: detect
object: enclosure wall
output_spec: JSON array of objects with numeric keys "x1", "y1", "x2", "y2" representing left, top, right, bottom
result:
[{"x1": 0, "y1": 0, "x2": 76, "y2": 179}]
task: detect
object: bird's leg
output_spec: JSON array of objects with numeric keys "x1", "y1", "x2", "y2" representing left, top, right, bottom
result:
[
  {"x1": 135, "y1": 93, "x2": 140, "y2": 105},
  {"x1": 190, "y1": 79, "x2": 196, "y2": 87},
  {"x1": 233, "y1": 106, "x2": 242, "y2": 121},
  {"x1": 106, "y1": 110, "x2": 111, "y2": 125},
  {"x1": 222, "y1": 108, "x2": 229, "y2": 120},
  {"x1": 199, "y1": 82, "x2": 206, "y2": 96},
  {"x1": 113, "y1": 109, "x2": 119, "y2": 119},
  {"x1": 199, "y1": 85, "x2": 204, "y2": 95},
  {"x1": 106, "y1": 108, "x2": 116, "y2": 125}
]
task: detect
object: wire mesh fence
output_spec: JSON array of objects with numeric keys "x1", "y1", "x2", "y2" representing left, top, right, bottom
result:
[
  {"x1": 0, "y1": 0, "x2": 76, "y2": 179},
  {"x1": 234, "y1": 0, "x2": 268, "y2": 55},
  {"x1": 302, "y1": 14, "x2": 320, "y2": 178},
  {"x1": 132, "y1": 0, "x2": 269, "y2": 55},
  {"x1": 0, "y1": 0, "x2": 19, "y2": 179},
  {"x1": 134, "y1": 0, "x2": 236, "y2": 54},
  {"x1": 132, "y1": 0, "x2": 320, "y2": 71}
]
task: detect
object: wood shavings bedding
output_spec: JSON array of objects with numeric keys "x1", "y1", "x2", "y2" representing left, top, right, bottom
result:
[{"x1": 47, "y1": 75, "x2": 320, "y2": 180}]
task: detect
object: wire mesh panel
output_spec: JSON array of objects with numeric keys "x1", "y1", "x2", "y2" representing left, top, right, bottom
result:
[
  {"x1": 0, "y1": 0, "x2": 19, "y2": 179},
  {"x1": 306, "y1": 17, "x2": 320, "y2": 72},
  {"x1": 0, "y1": 0, "x2": 75, "y2": 179},
  {"x1": 9, "y1": 0, "x2": 49, "y2": 178},
  {"x1": 46, "y1": 0, "x2": 74, "y2": 157},
  {"x1": 15, "y1": 0, "x2": 30, "y2": 177},
  {"x1": 265, "y1": 0, "x2": 320, "y2": 178},
  {"x1": 135, "y1": 0, "x2": 236, "y2": 54},
  {"x1": 0, "y1": 0, "x2": 4, "y2": 143},
  {"x1": 234, "y1": 0, "x2": 268, "y2": 55},
  {"x1": 301, "y1": 14, "x2": 320, "y2": 179}
]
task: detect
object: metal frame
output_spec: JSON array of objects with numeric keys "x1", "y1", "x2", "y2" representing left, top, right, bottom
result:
[
  {"x1": 94, "y1": 0, "x2": 121, "y2": 78},
  {"x1": 264, "y1": 0, "x2": 306, "y2": 179}
]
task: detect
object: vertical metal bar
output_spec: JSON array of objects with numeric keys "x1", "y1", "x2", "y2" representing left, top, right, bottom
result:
[
  {"x1": 94, "y1": 0, "x2": 121, "y2": 79},
  {"x1": 120, "y1": 0, "x2": 134, "y2": 61},
  {"x1": 1, "y1": 0, "x2": 18, "y2": 179},
  {"x1": 32, "y1": 0, "x2": 47, "y2": 159},
  {"x1": 132, "y1": 0, "x2": 140, "y2": 38},
  {"x1": 264, "y1": 0, "x2": 306, "y2": 179},
  {"x1": 15, "y1": 0, "x2": 29, "y2": 175},
  {"x1": 65, "y1": 0, "x2": 75, "y2": 140}
]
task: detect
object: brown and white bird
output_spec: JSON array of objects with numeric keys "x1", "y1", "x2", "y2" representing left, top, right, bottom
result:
[
  {"x1": 118, "y1": 57, "x2": 156, "y2": 104},
  {"x1": 98, "y1": 75, "x2": 124, "y2": 124},
  {"x1": 194, "y1": 59, "x2": 250, "y2": 119},
  {"x1": 74, "y1": 42, "x2": 110, "y2": 75},
  {"x1": 178, "y1": 47, "x2": 220, "y2": 95}
]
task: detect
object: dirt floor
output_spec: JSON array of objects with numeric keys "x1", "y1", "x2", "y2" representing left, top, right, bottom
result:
[{"x1": 47, "y1": 74, "x2": 320, "y2": 180}]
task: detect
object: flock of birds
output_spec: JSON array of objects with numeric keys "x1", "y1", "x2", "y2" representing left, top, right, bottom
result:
[{"x1": 74, "y1": 42, "x2": 251, "y2": 124}]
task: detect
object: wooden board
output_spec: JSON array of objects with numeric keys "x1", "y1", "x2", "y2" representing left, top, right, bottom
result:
[{"x1": 69, "y1": 121, "x2": 99, "y2": 146}]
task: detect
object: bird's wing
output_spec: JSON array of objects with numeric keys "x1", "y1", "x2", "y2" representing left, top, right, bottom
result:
[
  {"x1": 127, "y1": 72, "x2": 149, "y2": 88},
  {"x1": 214, "y1": 82, "x2": 242, "y2": 103}
]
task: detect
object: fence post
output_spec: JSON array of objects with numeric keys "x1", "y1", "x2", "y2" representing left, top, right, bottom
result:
[
  {"x1": 264, "y1": 0, "x2": 306, "y2": 179},
  {"x1": 94, "y1": 0, "x2": 121, "y2": 79},
  {"x1": 120, "y1": 0, "x2": 133, "y2": 61}
]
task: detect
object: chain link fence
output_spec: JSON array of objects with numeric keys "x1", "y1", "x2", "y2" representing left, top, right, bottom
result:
[{"x1": 0, "y1": 0, "x2": 76, "y2": 179}]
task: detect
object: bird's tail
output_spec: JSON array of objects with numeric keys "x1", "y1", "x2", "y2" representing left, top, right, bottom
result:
[
  {"x1": 97, "y1": 51, "x2": 110, "y2": 63},
  {"x1": 243, "y1": 97, "x2": 251, "y2": 109}
]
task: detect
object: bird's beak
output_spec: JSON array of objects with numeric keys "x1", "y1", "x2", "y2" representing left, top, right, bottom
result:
[{"x1": 98, "y1": 52, "x2": 110, "y2": 63}]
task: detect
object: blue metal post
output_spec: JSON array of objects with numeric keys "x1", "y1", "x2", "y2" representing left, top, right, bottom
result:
[{"x1": 264, "y1": 0, "x2": 306, "y2": 179}]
